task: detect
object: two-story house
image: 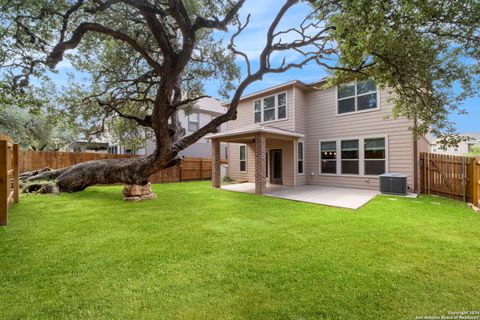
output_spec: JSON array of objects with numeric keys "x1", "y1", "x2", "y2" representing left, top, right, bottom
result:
[
  {"x1": 209, "y1": 79, "x2": 430, "y2": 194},
  {"x1": 145, "y1": 97, "x2": 228, "y2": 159}
]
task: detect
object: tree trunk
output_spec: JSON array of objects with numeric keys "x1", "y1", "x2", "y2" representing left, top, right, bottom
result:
[{"x1": 24, "y1": 154, "x2": 180, "y2": 193}]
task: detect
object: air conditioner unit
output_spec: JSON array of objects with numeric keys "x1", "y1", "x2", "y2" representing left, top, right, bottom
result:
[{"x1": 379, "y1": 173, "x2": 407, "y2": 195}]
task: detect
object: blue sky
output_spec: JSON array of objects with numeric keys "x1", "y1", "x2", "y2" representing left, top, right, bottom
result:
[{"x1": 51, "y1": 0, "x2": 479, "y2": 133}]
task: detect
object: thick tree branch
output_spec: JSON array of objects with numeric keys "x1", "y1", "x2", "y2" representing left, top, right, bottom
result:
[
  {"x1": 174, "y1": 0, "x2": 306, "y2": 151},
  {"x1": 193, "y1": 0, "x2": 246, "y2": 31},
  {"x1": 46, "y1": 22, "x2": 163, "y2": 72}
]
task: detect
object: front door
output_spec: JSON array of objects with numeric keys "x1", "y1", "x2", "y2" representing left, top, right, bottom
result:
[{"x1": 270, "y1": 149, "x2": 283, "y2": 185}]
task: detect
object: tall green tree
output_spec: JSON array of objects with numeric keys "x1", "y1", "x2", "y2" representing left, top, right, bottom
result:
[
  {"x1": 0, "y1": 0, "x2": 478, "y2": 192},
  {"x1": 0, "y1": 106, "x2": 78, "y2": 150},
  {"x1": 317, "y1": 0, "x2": 479, "y2": 145}
]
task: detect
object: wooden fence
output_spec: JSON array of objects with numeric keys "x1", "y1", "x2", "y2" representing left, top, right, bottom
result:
[
  {"x1": 18, "y1": 150, "x2": 136, "y2": 173},
  {"x1": 0, "y1": 135, "x2": 19, "y2": 226},
  {"x1": 420, "y1": 152, "x2": 480, "y2": 207},
  {"x1": 18, "y1": 150, "x2": 225, "y2": 183}
]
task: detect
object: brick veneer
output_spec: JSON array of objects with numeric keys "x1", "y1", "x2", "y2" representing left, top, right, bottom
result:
[
  {"x1": 254, "y1": 133, "x2": 266, "y2": 194},
  {"x1": 211, "y1": 139, "x2": 221, "y2": 188}
]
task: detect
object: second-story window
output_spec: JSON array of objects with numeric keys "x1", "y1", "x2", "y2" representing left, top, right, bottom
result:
[
  {"x1": 338, "y1": 79, "x2": 378, "y2": 114},
  {"x1": 254, "y1": 92, "x2": 287, "y2": 123},
  {"x1": 188, "y1": 112, "x2": 199, "y2": 132}
]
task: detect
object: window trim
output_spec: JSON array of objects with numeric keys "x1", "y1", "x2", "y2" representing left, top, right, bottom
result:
[
  {"x1": 340, "y1": 139, "x2": 360, "y2": 175},
  {"x1": 297, "y1": 141, "x2": 304, "y2": 175},
  {"x1": 239, "y1": 144, "x2": 247, "y2": 172},
  {"x1": 187, "y1": 112, "x2": 200, "y2": 132},
  {"x1": 320, "y1": 140, "x2": 338, "y2": 175},
  {"x1": 335, "y1": 80, "x2": 380, "y2": 116},
  {"x1": 253, "y1": 91, "x2": 288, "y2": 124},
  {"x1": 364, "y1": 137, "x2": 387, "y2": 176},
  {"x1": 318, "y1": 135, "x2": 389, "y2": 177}
]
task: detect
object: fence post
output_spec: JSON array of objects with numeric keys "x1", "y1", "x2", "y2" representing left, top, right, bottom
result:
[
  {"x1": 200, "y1": 160, "x2": 203, "y2": 180},
  {"x1": 13, "y1": 144, "x2": 19, "y2": 203},
  {"x1": 0, "y1": 137, "x2": 8, "y2": 226},
  {"x1": 426, "y1": 153, "x2": 430, "y2": 194},
  {"x1": 462, "y1": 156, "x2": 466, "y2": 202},
  {"x1": 473, "y1": 157, "x2": 479, "y2": 208}
]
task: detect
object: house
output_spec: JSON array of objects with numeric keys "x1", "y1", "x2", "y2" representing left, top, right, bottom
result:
[
  {"x1": 70, "y1": 139, "x2": 109, "y2": 153},
  {"x1": 145, "y1": 97, "x2": 228, "y2": 159},
  {"x1": 71, "y1": 133, "x2": 146, "y2": 155},
  {"x1": 430, "y1": 132, "x2": 480, "y2": 155},
  {"x1": 208, "y1": 79, "x2": 430, "y2": 194}
]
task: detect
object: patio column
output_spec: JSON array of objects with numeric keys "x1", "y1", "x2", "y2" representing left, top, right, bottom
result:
[
  {"x1": 254, "y1": 133, "x2": 267, "y2": 194},
  {"x1": 211, "y1": 139, "x2": 221, "y2": 188}
]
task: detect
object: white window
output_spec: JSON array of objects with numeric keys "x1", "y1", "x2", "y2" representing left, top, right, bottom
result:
[
  {"x1": 320, "y1": 141, "x2": 337, "y2": 174},
  {"x1": 364, "y1": 138, "x2": 386, "y2": 175},
  {"x1": 188, "y1": 112, "x2": 199, "y2": 132},
  {"x1": 297, "y1": 141, "x2": 304, "y2": 174},
  {"x1": 320, "y1": 136, "x2": 388, "y2": 176},
  {"x1": 341, "y1": 139, "x2": 359, "y2": 175},
  {"x1": 254, "y1": 92, "x2": 287, "y2": 124},
  {"x1": 239, "y1": 145, "x2": 247, "y2": 172},
  {"x1": 337, "y1": 79, "x2": 378, "y2": 114}
]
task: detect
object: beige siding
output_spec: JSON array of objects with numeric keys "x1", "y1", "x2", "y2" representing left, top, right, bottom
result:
[
  {"x1": 294, "y1": 87, "x2": 307, "y2": 185},
  {"x1": 418, "y1": 136, "x2": 431, "y2": 154},
  {"x1": 228, "y1": 88, "x2": 295, "y2": 132},
  {"x1": 294, "y1": 86, "x2": 307, "y2": 134},
  {"x1": 304, "y1": 88, "x2": 416, "y2": 191},
  {"x1": 228, "y1": 143, "x2": 255, "y2": 182}
]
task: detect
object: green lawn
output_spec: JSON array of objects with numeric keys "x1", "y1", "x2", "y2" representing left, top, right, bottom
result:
[{"x1": 1, "y1": 182, "x2": 479, "y2": 319}]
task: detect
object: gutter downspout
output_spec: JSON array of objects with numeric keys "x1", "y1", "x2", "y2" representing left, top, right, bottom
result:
[{"x1": 413, "y1": 116, "x2": 419, "y2": 193}]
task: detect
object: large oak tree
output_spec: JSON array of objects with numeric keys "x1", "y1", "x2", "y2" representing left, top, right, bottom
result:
[{"x1": 1, "y1": 0, "x2": 479, "y2": 192}]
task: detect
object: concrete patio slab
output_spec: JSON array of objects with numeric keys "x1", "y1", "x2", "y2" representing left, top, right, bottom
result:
[{"x1": 221, "y1": 183, "x2": 378, "y2": 209}]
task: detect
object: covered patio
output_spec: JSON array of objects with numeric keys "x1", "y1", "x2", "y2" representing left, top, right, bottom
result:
[
  {"x1": 209, "y1": 126, "x2": 304, "y2": 194},
  {"x1": 221, "y1": 183, "x2": 378, "y2": 209}
]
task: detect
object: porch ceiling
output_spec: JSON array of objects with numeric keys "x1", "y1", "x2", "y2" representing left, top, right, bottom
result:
[{"x1": 207, "y1": 126, "x2": 304, "y2": 143}]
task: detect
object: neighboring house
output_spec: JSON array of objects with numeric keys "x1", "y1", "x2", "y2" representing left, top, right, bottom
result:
[
  {"x1": 430, "y1": 132, "x2": 480, "y2": 155},
  {"x1": 71, "y1": 132, "x2": 146, "y2": 155},
  {"x1": 107, "y1": 144, "x2": 146, "y2": 155},
  {"x1": 145, "y1": 97, "x2": 228, "y2": 159},
  {"x1": 209, "y1": 79, "x2": 430, "y2": 193},
  {"x1": 71, "y1": 139, "x2": 109, "y2": 153}
]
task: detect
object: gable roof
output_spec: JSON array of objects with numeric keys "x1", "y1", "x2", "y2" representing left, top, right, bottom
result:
[{"x1": 221, "y1": 78, "x2": 327, "y2": 107}]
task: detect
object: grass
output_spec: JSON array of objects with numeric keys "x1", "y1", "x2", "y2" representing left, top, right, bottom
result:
[{"x1": 1, "y1": 181, "x2": 480, "y2": 319}]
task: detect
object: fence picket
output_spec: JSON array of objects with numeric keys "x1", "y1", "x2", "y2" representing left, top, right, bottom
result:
[
  {"x1": 17, "y1": 150, "x2": 226, "y2": 184},
  {"x1": 420, "y1": 152, "x2": 480, "y2": 206}
]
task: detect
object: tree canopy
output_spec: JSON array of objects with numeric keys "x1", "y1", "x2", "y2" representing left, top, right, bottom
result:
[
  {"x1": 322, "y1": 0, "x2": 479, "y2": 145},
  {"x1": 1, "y1": 0, "x2": 478, "y2": 146},
  {"x1": 0, "y1": 0, "x2": 479, "y2": 191}
]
